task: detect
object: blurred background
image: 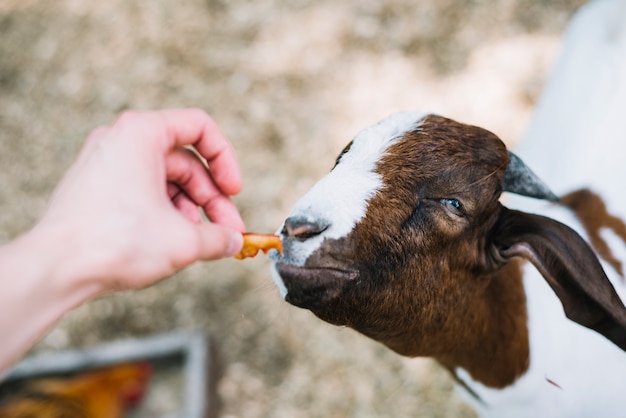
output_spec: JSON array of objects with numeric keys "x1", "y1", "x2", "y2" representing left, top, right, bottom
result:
[{"x1": 0, "y1": 0, "x2": 586, "y2": 416}]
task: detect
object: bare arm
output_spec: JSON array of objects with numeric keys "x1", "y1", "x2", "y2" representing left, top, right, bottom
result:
[{"x1": 0, "y1": 109, "x2": 245, "y2": 372}]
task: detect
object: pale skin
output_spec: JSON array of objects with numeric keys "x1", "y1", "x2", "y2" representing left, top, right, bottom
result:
[{"x1": 0, "y1": 109, "x2": 246, "y2": 373}]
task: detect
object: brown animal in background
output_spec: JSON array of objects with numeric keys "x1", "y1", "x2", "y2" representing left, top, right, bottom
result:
[{"x1": 0, "y1": 362, "x2": 151, "y2": 418}]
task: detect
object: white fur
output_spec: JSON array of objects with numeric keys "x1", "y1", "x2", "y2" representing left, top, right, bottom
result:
[
  {"x1": 460, "y1": 0, "x2": 626, "y2": 416},
  {"x1": 514, "y1": 0, "x2": 626, "y2": 199},
  {"x1": 271, "y1": 112, "x2": 426, "y2": 293}
]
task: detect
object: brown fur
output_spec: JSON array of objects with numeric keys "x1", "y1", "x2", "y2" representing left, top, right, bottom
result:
[
  {"x1": 353, "y1": 116, "x2": 528, "y2": 387},
  {"x1": 562, "y1": 188, "x2": 626, "y2": 278},
  {"x1": 301, "y1": 116, "x2": 530, "y2": 387}
]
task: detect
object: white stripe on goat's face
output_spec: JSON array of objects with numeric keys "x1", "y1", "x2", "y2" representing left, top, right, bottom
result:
[{"x1": 270, "y1": 112, "x2": 426, "y2": 294}]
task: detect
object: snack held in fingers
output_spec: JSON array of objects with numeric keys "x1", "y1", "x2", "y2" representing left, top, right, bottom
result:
[{"x1": 234, "y1": 233, "x2": 283, "y2": 259}]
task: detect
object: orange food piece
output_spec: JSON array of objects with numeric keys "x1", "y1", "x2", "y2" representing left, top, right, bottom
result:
[{"x1": 234, "y1": 233, "x2": 283, "y2": 260}]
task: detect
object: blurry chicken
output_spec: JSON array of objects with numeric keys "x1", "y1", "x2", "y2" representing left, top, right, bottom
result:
[{"x1": 0, "y1": 362, "x2": 151, "y2": 418}]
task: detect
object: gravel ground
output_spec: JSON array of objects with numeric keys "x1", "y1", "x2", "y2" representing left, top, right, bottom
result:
[{"x1": 0, "y1": 1, "x2": 585, "y2": 416}]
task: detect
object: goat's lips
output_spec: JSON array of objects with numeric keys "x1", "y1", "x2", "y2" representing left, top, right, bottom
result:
[{"x1": 276, "y1": 263, "x2": 357, "y2": 310}]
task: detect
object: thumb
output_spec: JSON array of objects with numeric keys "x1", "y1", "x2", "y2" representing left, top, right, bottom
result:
[{"x1": 194, "y1": 223, "x2": 244, "y2": 261}]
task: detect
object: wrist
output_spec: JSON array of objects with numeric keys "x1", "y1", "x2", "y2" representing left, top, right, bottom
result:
[
  {"x1": 5, "y1": 226, "x2": 102, "y2": 338},
  {"x1": 20, "y1": 224, "x2": 106, "y2": 301},
  {"x1": 0, "y1": 226, "x2": 104, "y2": 371}
]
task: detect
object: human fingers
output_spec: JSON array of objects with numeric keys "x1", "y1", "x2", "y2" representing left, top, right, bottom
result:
[
  {"x1": 155, "y1": 109, "x2": 243, "y2": 196},
  {"x1": 191, "y1": 222, "x2": 244, "y2": 261},
  {"x1": 200, "y1": 192, "x2": 246, "y2": 233},
  {"x1": 167, "y1": 183, "x2": 202, "y2": 224},
  {"x1": 166, "y1": 148, "x2": 245, "y2": 232},
  {"x1": 107, "y1": 109, "x2": 242, "y2": 195}
]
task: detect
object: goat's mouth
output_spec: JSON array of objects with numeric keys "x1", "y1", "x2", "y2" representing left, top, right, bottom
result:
[{"x1": 275, "y1": 263, "x2": 358, "y2": 311}]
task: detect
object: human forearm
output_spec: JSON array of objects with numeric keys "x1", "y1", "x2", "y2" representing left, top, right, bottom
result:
[{"x1": 0, "y1": 226, "x2": 102, "y2": 373}]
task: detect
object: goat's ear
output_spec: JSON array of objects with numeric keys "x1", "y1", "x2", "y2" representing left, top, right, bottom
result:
[{"x1": 492, "y1": 207, "x2": 626, "y2": 351}]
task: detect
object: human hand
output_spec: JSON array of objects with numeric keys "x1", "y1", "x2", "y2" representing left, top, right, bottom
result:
[{"x1": 31, "y1": 109, "x2": 245, "y2": 293}]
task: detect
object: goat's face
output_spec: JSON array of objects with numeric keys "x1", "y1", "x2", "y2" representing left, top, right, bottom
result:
[
  {"x1": 270, "y1": 113, "x2": 510, "y2": 356},
  {"x1": 270, "y1": 111, "x2": 626, "y2": 372}
]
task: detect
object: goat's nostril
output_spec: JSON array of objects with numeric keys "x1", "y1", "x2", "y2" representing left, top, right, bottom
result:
[{"x1": 282, "y1": 216, "x2": 328, "y2": 240}]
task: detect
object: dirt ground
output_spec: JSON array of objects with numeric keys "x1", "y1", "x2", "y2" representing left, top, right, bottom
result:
[{"x1": 0, "y1": 0, "x2": 586, "y2": 417}]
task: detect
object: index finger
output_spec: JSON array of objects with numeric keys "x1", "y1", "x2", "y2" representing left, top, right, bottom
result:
[{"x1": 157, "y1": 108, "x2": 243, "y2": 196}]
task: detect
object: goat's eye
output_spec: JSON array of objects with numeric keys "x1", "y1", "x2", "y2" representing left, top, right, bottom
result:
[{"x1": 440, "y1": 198, "x2": 464, "y2": 216}]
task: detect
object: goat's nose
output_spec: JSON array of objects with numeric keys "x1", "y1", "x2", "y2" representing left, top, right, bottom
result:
[{"x1": 282, "y1": 216, "x2": 328, "y2": 240}]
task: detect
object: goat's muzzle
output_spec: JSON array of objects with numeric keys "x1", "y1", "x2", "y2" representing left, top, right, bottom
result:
[{"x1": 275, "y1": 263, "x2": 358, "y2": 310}]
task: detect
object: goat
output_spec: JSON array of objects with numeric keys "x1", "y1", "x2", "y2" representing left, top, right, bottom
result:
[
  {"x1": 268, "y1": 3, "x2": 626, "y2": 414},
  {"x1": 269, "y1": 111, "x2": 626, "y2": 416}
]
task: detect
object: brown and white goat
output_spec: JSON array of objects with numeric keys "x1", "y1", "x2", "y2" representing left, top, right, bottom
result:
[
  {"x1": 269, "y1": 1, "x2": 626, "y2": 416},
  {"x1": 269, "y1": 111, "x2": 626, "y2": 416}
]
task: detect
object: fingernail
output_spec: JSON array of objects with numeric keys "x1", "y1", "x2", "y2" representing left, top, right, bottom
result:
[{"x1": 227, "y1": 232, "x2": 244, "y2": 257}]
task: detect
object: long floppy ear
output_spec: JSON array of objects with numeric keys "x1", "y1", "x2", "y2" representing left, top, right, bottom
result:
[{"x1": 492, "y1": 207, "x2": 626, "y2": 351}]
